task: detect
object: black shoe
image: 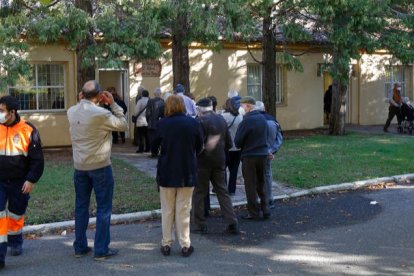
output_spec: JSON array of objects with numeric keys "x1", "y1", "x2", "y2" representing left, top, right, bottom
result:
[
  {"x1": 383, "y1": 128, "x2": 388, "y2": 133},
  {"x1": 241, "y1": 214, "x2": 259, "y2": 221},
  {"x1": 269, "y1": 201, "x2": 276, "y2": 209},
  {"x1": 192, "y1": 224, "x2": 208, "y2": 234},
  {"x1": 136, "y1": 150, "x2": 144, "y2": 153},
  {"x1": 181, "y1": 246, "x2": 194, "y2": 257},
  {"x1": 10, "y1": 246, "x2": 22, "y2": 256},
  {"x1": 94, "y1": 248, "x2": 118, "y2": 261},
  {"x1": 160, "y1": 245, "x2": 171, "y2": 256},
  {"x1": 263, "y1": 213, "x2": 271, "y2": 220},
  {"x1": 0, "y1": 261, "x2": 4, "y2": 269},
  {"x1": 149, "y1": 154, "x2": 158, "y2": 158},
  {"x1": 74, "y1": 247, "x2": 92, "y2": 258},
  {"x1": 224, "y1": 223, "x2": 240, "y2": 235}
]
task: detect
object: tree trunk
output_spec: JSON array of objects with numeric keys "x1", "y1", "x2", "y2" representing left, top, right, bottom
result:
[
  {"x1": 329, "y1": 52, "x2": 348, "y2": 135},
  {"x1": 75, "y1": 0, "x2": 95, "y2": 92},
  {"x1": 261, "y1": 7, "x2": 277, "y2": 116},
  {"x1": 172, "y1": 12, "x2": 190, "y2": 94}
]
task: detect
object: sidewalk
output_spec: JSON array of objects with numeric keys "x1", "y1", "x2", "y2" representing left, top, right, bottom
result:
[{"x1": 110, "y1": 142, "x2": 300, "y2": 208}]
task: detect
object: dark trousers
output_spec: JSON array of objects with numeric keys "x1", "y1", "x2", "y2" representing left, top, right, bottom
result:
[
  {"x1": 0, "y1": 179, "x2": 29, "y2": 262},
  {"x1": 73, "y1": 166, "x2": 114, "y2": 256},
  {"x1": 112, "y1": 131, "x2": 125, "y2": 144},
  {"x1": 226, "y1": 150, "x2": 241, "y2": 194},
  {"x1": 384, "y1": 105, "x2": 402, "y2": 130},
  {"x1": 242, "y1": 156, "x2": 269, "y2": 218},
  {"x1": 136, "y1": 126, "x2": 149, "y2": 152},
  {"x1": 192, "y1": 166, "x2": 237, "y2": 227},
  {"x1": 148, "y1": 129, "x2": 158, "y2": 156}
]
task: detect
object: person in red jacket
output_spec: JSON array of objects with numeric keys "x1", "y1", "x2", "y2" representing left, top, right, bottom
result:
[{"x1": 0, "y1": 95, "x2": 44, "y2": 270}]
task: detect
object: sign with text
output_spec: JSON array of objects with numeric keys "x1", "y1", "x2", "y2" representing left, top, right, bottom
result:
[{"x1": 134, "y1": 60, "x2": 162, "y2": 77}]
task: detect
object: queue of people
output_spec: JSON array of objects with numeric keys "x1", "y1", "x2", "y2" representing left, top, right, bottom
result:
[{"x1": 0, "y1": 81, "x2": 282, "y2": 269}]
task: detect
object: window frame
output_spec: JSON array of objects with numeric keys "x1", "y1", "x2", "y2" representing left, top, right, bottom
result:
[
  {"x1": 8, "y1": 63, "x2": 66, "y2": 113},
  {"x1": 384, "y1": 65, "x2": 408, "y2": 98},
  {"x1": 246, "y1": 63, "x2": 285, "y2": 105}
]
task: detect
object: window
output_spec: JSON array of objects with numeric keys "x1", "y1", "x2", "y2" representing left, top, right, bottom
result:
[
  {"x1": 8, "y1": 64, "x2": 65, "y2": 111},
  {"x1": 384, "y1": 66, "x2": 408, "y2": 97},
  {"x1": 247, "y1": 64, "x2": 284, "y2": 104}
]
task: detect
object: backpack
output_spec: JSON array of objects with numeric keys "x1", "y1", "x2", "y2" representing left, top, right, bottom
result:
[{"x1": 273, "y1": 120, "x2": 283, "y2": 153}]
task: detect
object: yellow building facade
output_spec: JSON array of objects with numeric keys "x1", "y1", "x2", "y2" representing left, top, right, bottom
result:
[{"x1": 3, "y1": 43, "x2": 413, "y2": 147}]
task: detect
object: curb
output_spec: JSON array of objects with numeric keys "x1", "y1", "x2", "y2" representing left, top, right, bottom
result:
[{"x1": 23, "y1": 173, "x2": 414, "y2": 235}]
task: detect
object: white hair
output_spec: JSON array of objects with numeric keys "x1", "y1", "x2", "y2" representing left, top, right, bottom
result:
[
  {"x1": 227, "y1": 89, "x2": 238, "y2": 98},
  {"x1": 196, "y1": 106, "x2": 213, "y2": 113},
  {"x1": 255, "y1": 101, "x2": 265, "y2": 111},
  {"x1": 154, "y1": 88, "x2": 162, "y2": 96}
]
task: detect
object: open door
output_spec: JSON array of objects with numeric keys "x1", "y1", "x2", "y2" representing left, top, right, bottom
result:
[{"x1": 98, "y1": 69, "x2": 129, "y2": 136}]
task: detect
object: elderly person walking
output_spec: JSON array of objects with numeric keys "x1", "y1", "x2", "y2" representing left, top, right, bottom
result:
[
  {"x1": 234, "y1": 96, "x2": 270, "y2": 220},
  {"x1": 384, "y1": 82, "x2": 403, "y2": 133},
  {"x1": 151, "y1": 95, "x2": 203, "y2": 257}
]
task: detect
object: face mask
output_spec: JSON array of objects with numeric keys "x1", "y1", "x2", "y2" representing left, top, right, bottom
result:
[
  {"x1": 0, "y1": 112, "x2": 7, "y2": 124},
  {"x1": 397, "y1": 87, "x2": 401, "y2": 91},
  {"x1": 238, "y1": 106, "x2": 246, "y2": 116}
]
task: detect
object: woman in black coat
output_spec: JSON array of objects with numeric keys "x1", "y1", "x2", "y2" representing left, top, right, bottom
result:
[{"x1": 151, "y1": 95, "x2": 203, "y2": 257}]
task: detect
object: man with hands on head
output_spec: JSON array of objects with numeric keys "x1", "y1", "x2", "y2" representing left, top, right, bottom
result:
[
  {"x1": 68, "y1": 80, "x2": 128, "y2": 261},
  {"x1": 0, "y1": 95, "x2": 44, "y2": 269}
]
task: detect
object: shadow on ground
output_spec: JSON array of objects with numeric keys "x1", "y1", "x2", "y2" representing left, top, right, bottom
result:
[{"x1": 200, "y1": 190, "x2": 382, "y2": 246}]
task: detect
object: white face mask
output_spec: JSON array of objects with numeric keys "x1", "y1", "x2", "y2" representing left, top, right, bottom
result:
[
  {"x1": 397, "y1": 87, "x2": 401, "y2": 91},
  {"x1": 238, "y1": 106, "x2": 246, "y2": 116},
  {"x1": 0, "y1": 112, "x2": 7, "y2": 124}
]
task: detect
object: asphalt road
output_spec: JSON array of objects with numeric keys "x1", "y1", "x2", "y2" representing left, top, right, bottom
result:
[{"x1": 2, "y1": 184, "x2": 414, "y2": 275}]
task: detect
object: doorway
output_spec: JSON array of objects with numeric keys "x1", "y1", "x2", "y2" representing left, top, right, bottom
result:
[
  {"x1": 97, "y1": 69, "x2": 129, "y2": 136},
  {"x1": 323, "y1": 71, "x2": 333, "y2": 125}
]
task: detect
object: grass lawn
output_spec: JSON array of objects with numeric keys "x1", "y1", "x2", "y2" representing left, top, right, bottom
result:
[
  {"x1": 26, "y1": 154, "x2": 159, "y2": 225},
  {"x1": 273, "y1": 132, "x2": 414, "y2": 189}
]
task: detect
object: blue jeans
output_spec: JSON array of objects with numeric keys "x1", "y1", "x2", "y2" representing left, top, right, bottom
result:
[
  {"x1": 73, "y1": 166, "x2": 114, "y2": 256},
  {"x1": 265, "y1": 158, "x2": 273, "y2": 202}
]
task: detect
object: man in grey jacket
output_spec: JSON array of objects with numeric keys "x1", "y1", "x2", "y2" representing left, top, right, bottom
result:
[{"x1": 68, "y1": 80, "x2": 128, "y2": 261}]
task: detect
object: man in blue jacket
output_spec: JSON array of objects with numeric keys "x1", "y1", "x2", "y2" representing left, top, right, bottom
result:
[{"x1": 234, "y1": 96, "x2": 270, "y2": 220}]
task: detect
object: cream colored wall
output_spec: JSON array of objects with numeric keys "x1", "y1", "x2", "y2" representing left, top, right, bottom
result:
[
  {"x1": 21, "y1": 44, "x2": 76, "y2": 147},
  {"x1": 357, "y1": 54, "x2": 414, "y2": 125},
  {"x1": 129, "y1": 49, "x2": 326, "y2": 131},
  {"x1": 278, "y1": 53, "x2": 325, "y2": 130}
]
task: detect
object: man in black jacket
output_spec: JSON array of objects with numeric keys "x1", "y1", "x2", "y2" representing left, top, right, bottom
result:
[
  {"x1": 192, "y1": 98, "x2": 239, "y2": 235},
  {"x1": 234, "y1": 96, "x2": 270, "y2": 220},
  {"x1": 146, "y1": 88, "x2": 164, "y2": 157},
  {"x1": 0, "y1": 96, "x2": 44, "y2": 269}
]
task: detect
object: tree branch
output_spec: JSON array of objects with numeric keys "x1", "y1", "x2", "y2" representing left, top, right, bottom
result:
[{"x1": 245, "y1": 42, "x2": 263, "y2": 65}]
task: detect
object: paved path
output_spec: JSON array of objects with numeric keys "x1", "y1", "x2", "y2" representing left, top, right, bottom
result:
[
  {"x1": 4, "y1": 184, "x2": 414, "y2": 275},
  {"x1": 111, "y1": 143, "x2": 299, "y2": 207}
]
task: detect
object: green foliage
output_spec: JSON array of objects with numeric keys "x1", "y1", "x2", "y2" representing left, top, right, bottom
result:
[{"x1": 304, "y1": 0, "x2": 390, "y2": 84}]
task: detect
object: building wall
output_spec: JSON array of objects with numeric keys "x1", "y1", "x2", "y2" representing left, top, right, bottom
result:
[
  {"x1": 129, "y1": 48, "x2": 327, "y2": 131},
  {"x1": 21, "y1": 44, "x2": 77, "y2": 147},
  {"x1": 358, "y1": 54, "x2": 414, "y2": 125}
]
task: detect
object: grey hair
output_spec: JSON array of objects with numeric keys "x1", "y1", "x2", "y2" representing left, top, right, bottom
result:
[
  {"x1": 227, "y1": 89, "x2": 238, "y2": 98},
  {"x1": 255, "y1": 101, "x2": 265, "y2": 111},
  {"x1": 154, "y1": 88, "x2": 162, "y2": 96}
]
